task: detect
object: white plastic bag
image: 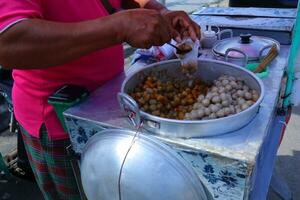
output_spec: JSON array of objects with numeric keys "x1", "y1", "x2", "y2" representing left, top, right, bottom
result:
[{"x1": 136, "y1": 40, "x2": 176, "y2": 61}]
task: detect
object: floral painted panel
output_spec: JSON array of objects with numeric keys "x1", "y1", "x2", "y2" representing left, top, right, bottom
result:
[
  {"x1": 175, "y1": 149, "x2": 250, "y2": 200},
  {"x1": 65, "y1": 116, "x2": 107, "y2": 154}
]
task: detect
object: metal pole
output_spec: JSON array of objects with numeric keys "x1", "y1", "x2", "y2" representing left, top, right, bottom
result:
[{"x1": 284, "y1": 2, "x2": 300, "y2": 107}]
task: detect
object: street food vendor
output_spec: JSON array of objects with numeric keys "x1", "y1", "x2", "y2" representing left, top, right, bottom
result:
[{"x1": 0, "y1": 0, "x2": 200, "y2": 199}]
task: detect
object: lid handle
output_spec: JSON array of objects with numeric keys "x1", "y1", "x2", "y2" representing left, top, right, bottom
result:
[
  {"x1": 218, "y1": 29, "x2": 233, "y2": 40},
  {"x1": 225, "y1": 48, "x2": 249, "y2": 67},
  {"x1": 117, "y1": 92, "x2": 142, "y2": 128},
  {"x1": 240, "y1": 33, "x2": 252, "y2": 44}
]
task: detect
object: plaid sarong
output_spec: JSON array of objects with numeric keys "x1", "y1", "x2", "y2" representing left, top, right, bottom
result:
[{"x1": 20, "y1": 125, "x2": 80, "y2": 200}]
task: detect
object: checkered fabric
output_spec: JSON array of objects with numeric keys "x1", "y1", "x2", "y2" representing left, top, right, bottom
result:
[{"x1": 20, "y1": 125, "x2": 80, "y2": 200}]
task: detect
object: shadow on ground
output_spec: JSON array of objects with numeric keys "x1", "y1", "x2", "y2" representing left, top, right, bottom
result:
[
  {"x1": 0, "y1": 176, "x2": 42, "y2": 200},
  {"x1": 268, "y1": 105, "x2": 300, "y2": 200},
  {"x1": 276, "y1": 151, "x2": 300, "y2": 198}
]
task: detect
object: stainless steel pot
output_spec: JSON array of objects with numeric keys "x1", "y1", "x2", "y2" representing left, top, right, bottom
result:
[
  {"x1": 118, "y1": 59, "x2": 264, "y2": 138},
  {"x1": 213, "y1": 33, "x2": 280, "y2": 67},
  {"x1": 81, "y1": 129, "x2": 212, "y2": 200}
]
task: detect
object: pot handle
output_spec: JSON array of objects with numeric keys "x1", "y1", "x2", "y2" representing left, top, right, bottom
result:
[
  {"x1": 218, "y1": 29, "x2": 233, "y2": 40},
  {"x1": 117, "y1": 92, "x2": 141, "y2": 128},
  {"x1": 225, "y1": 48, "x2": 249, "y2": 67},
  {"x1": 258, "y1": 44, "x2": 273, "y2": 61}
]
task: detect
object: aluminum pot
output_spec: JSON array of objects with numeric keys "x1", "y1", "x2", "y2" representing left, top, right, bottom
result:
[
  {"x1": 81, "y1": 129, "x2": 212, "y2": 200},
  {"x1": 118, "y1": 59, "x2": 264, "y2": 138},
  {"x1": 213, "y1": 33, "x2": 280, "y2": 67}
]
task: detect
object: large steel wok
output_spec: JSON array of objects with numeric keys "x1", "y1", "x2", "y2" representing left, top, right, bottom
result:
[{"x1": 118, "y1": 59, "x2": 264, "y2": 138}]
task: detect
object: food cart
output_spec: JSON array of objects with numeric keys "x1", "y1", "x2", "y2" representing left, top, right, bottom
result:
[{"x1": 62, "y1": 5, "x2": 300, "y2": 200}]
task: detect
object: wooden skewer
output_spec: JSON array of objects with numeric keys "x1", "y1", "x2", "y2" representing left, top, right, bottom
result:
[{"x1": 254, "y1": 44, "x2": 278, "y2": 73}]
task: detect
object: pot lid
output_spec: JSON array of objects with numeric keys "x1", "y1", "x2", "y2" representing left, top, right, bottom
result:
[
  {"x1": 80, "y1": 129, "x2": 210, "y2": 200},
  {"x1": 213, "y1": 33, "x2": 280, "y2": 60}
]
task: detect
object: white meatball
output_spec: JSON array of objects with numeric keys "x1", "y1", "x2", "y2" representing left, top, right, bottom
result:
[
  {"x1": 206, "y1": 92, "x2": 214, "y2": 100},
  {"x1": 220, "y1": 93, "x2": 227, "y2": 101},
  {"x1": 197, "y1": 104, "x2": 205, "y2": 109},
  {"x1": 236, "y1": 108, "x2": 242, "y2": 113},
  {"x1": 215, "y1": 81, "x2": 222, "y2": 87},
  {"x1": 226, "y1": 94, "x2": 233, "y2": 102},
  {"x1": 229, "y1": 105, "x2": 235, "y2": 114},
  {"x1": 230, "y1": 89, "x2": 237, "y2": 95},
  {"x1": 211, "y1": 86, "x2": 218, "y2": 93},
  {"x1": 185, "y1": 113, "x2": 191, "y2": 120},
  {"x1": 193, "y1": 103, "x2": 199, "y2": 109},
  {"x1": 218, "y1": 86, "x2": 226, "y2": 93},
  {"x1": 241, "y1": 103, "x2": 250, "y2": 111},
  {"x1": 191, "y1": 110, "x2": 198, "y2": 119},
  {"x1": 205, "y1": 107, "x2": 212, "y2": 116},
  {"x1": 246, "y1": 100, "x2": 254, "y2": 106},
  {"x1": 237, "y1": 90, "x2": 245, "y2": 97},
  {"x1": 232, "y1": 93, "x2": 238, "y2": 100},
  {"x1": 224, "y1": 107, "x2": 231, "y2": 116},
  {"x1": 216, "y1": 103, "x2": 222, "y2": 109},
  {"x1": 252, "y1": 91, "x2": 259, "y2": 101},
  {"x1": 210, "y1": 104, "x2": 219, "y2": 113},
  {"x1": 222, "y1": 100, "x2": 230, "y2": 107},
  {"x1": 252, "y1": 89, "x2": 259, "y2": 95},
  {"x1": 202, "y1": 99, "x2": 210, "y2": 107},
  {"x1": 228, "y1": 76, "x2": 236, "y2": 81},
  {"x1": 238, "y1": 98, "x2": 246, "y2": 105},
  {"x1": 243, "y1": 85, "x2": 250, "y2": 91},
  {"x1": 211, "y1": 92, "x2": 219, "y2": 97},
  {"x1": 219, "y1": 76, "x2": 226, "y2": 81},
  {"x1": 244, "y1": 92, "x2": 252, "y2": 100},
  {"x1": 216, "y1": 109, "x2": 225, "y2": 118},
  {"x1": 197, "y1": 109, "x2": 205, "y2": 118},
  {"x1": 229, "y1": 81, "x2": 238, "y2": 88},
  {"x1": 222, "y1": 79, "x2": 230, "y2": 86},
  {"x1": 197, "y1": 95, "x2": 205, "y2": 102},
  {"x1": 237, "y1": 82, "x2": 243, "y2": 89},
  {"x1": 209, "y1": 113, "x2": 217, "y2": 119},
  {"x1": 225, "y1": 84, "x2": 233, "y2": 92},
  {"x1": 212, "y1": 96, "x2": 221, "y2": 103}
]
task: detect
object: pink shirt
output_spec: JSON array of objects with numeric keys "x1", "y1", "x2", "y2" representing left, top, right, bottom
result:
[{"x1": 0, "y1": 0, "x2": 124, "y2": 140}]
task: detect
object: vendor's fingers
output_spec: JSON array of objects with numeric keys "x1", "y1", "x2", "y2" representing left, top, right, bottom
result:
[
  {"x1": 179, "y1": 18, "x2": 197, "y2": 41},
  {"x1": 174, "y1": 17, "x2": 197, "y2": 41},
  {"x1": 160, "y1": 24, "x2": 173, "y2": 44},
  {"x1": 152, "y1": 30, "x2": 170, "y2": 46},
  {"x1": 172, "y1": 16, "x2": 181, "y2": 27},
  {"x1": 171, "y1": 28, "x2": 182, "y2": 43},
  {"x1": 143, "y1": 40, "x2": 153, "y2": 49},
  {"x1": 182, "y1": 30, "x2": 189, "y2": 38}
]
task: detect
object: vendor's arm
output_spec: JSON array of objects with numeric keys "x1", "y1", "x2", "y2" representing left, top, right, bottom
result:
[
  {"x1": 0, "y1": 10, "x2": 171, "y2": 69},
  {"x1": 122, "y1": 0, "x2": 201, "y2": 41}
]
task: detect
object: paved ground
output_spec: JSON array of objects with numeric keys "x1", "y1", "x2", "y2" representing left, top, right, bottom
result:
[
  {"x1": 268, "y1": 106, "x2": 300, "y2": 200},
  {"x1": 1, "y1": 0, "x2": 300, "y2": 199}
]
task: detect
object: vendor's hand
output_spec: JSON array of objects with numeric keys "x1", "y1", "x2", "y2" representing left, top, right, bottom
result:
[
  {"x1": 160, "y1": 10, "x2": 201, "y2": 42},
  {"x1": 117, "y1": 9, "x2": 172, "y2": 49}
]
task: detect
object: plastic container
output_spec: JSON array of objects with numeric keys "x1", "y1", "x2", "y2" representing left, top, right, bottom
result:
[{"x1": 201, "y1": 25, "x2": 218, "y2": 49}]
